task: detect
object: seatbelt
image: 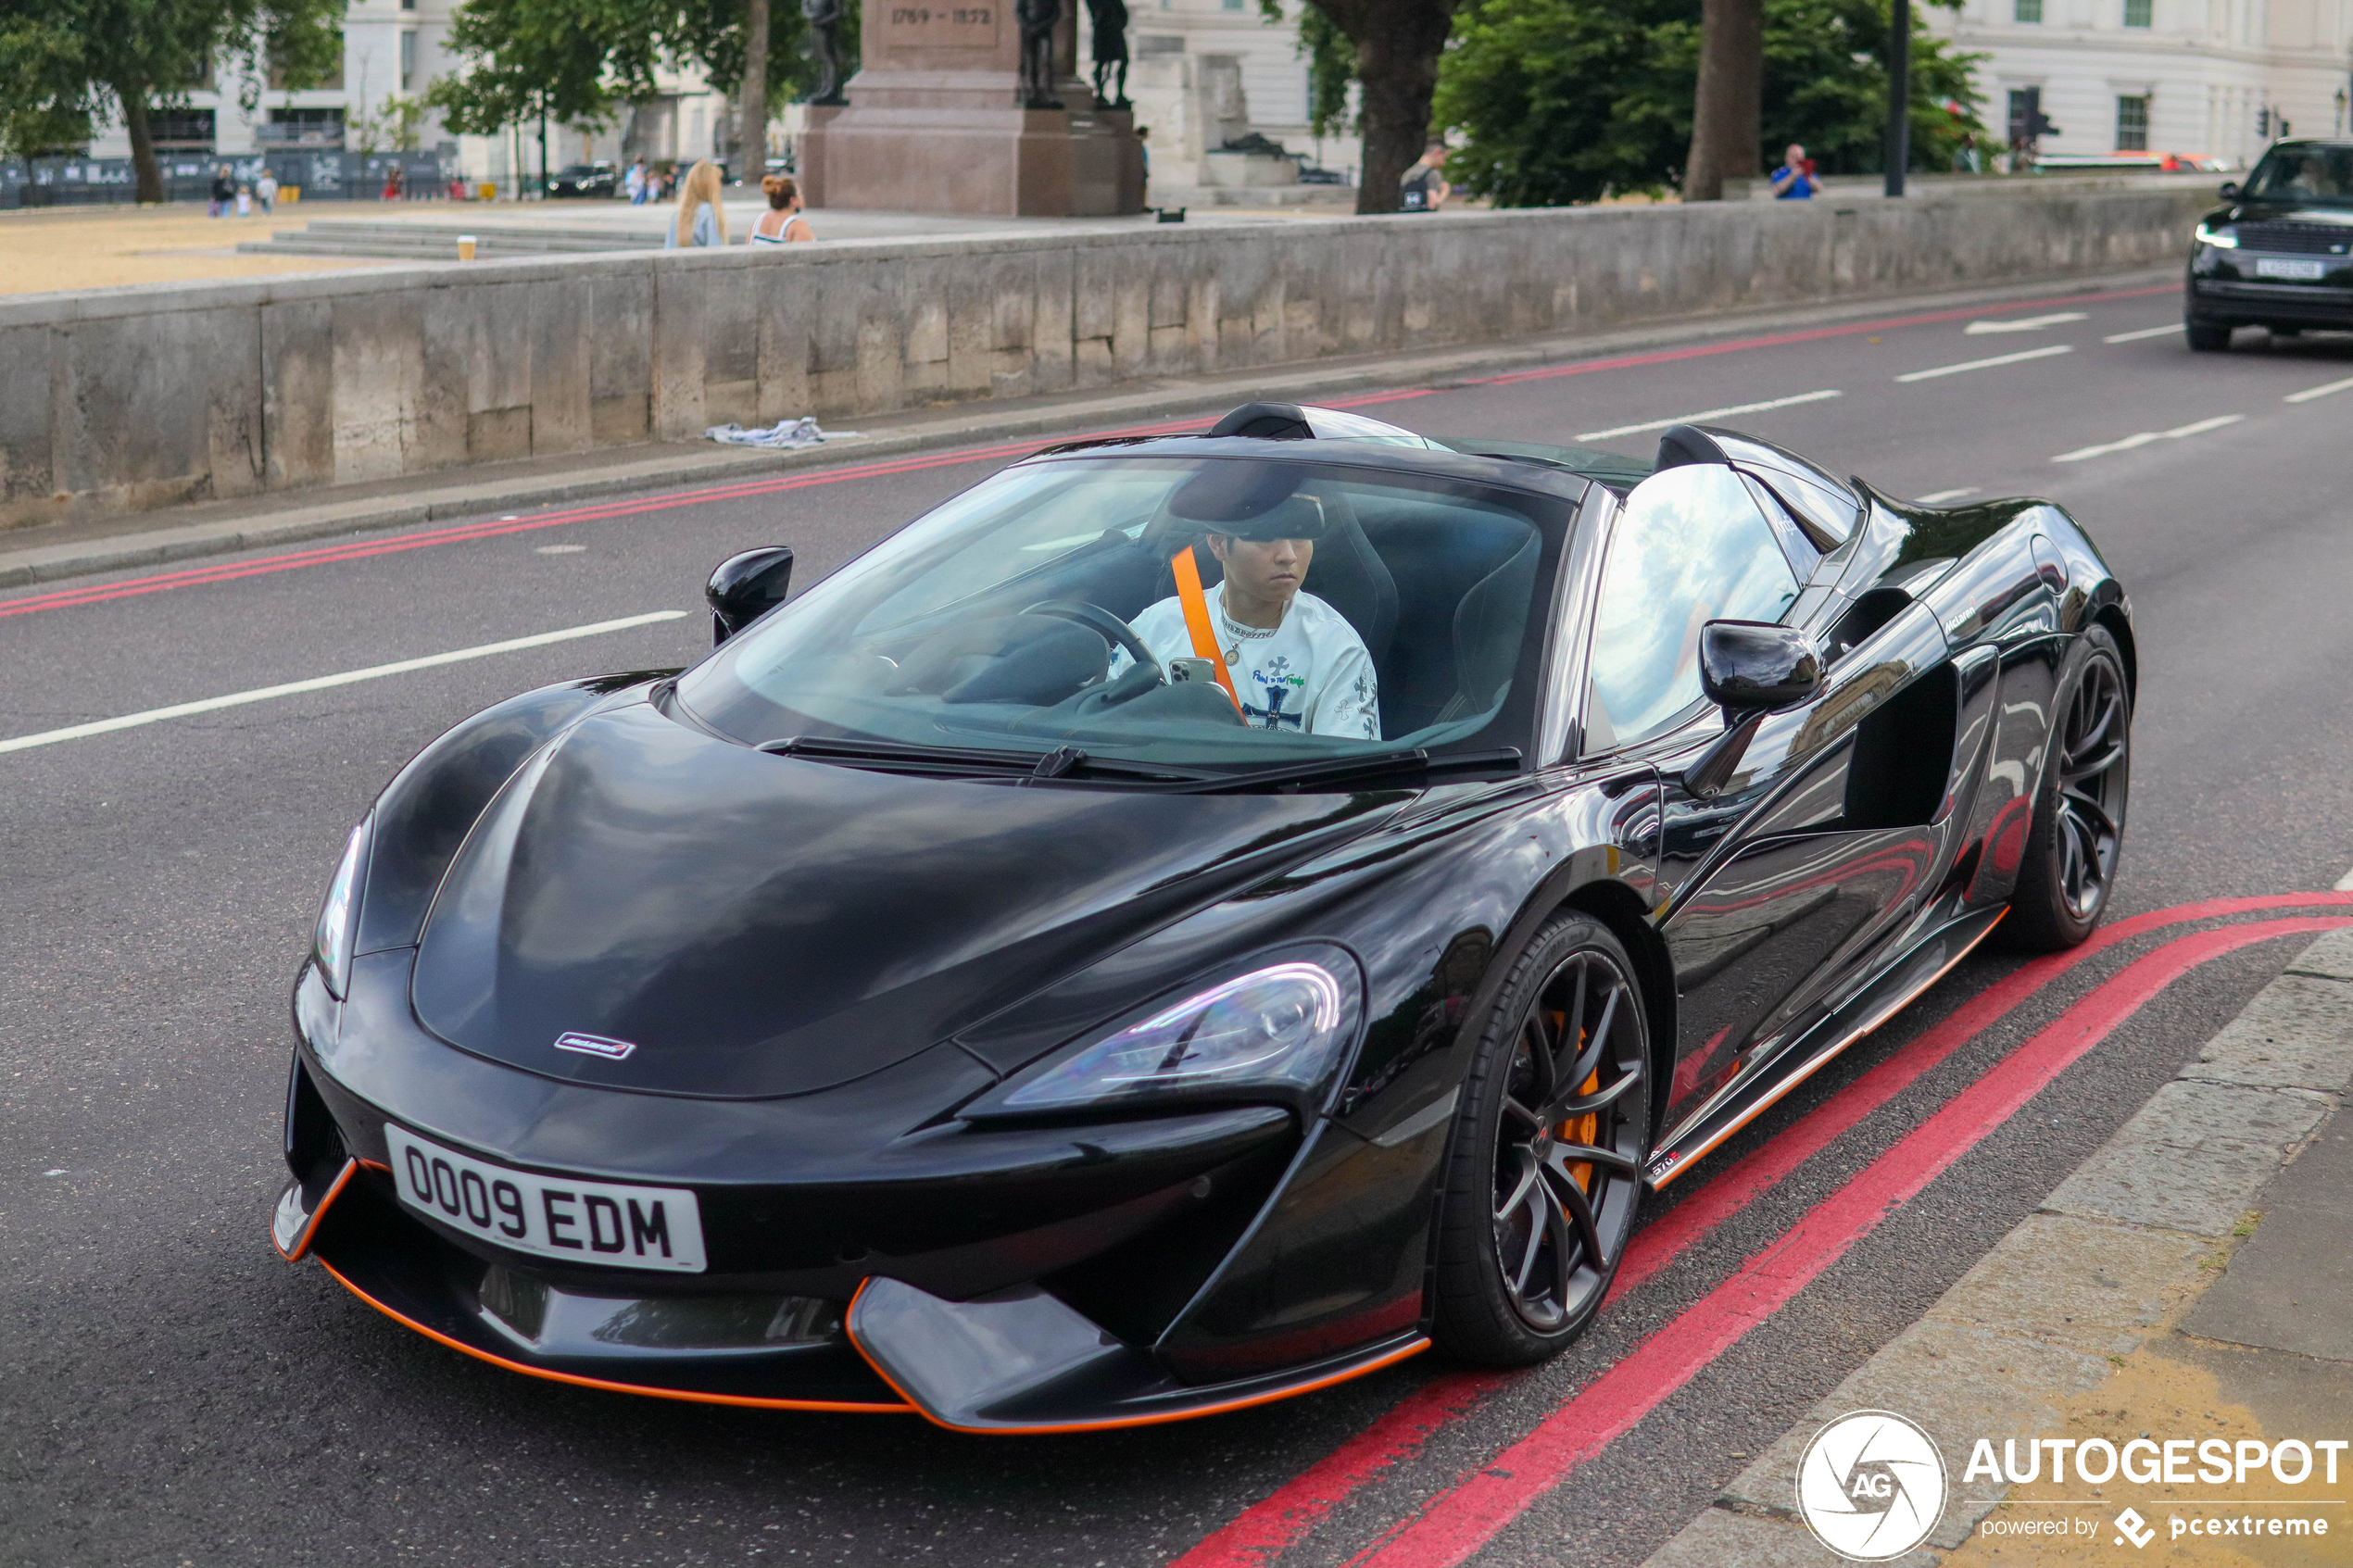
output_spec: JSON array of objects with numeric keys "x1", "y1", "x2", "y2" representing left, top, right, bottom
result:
[{"x1": 1169, "y1": 545, "x2": 1243, "y2": 713}]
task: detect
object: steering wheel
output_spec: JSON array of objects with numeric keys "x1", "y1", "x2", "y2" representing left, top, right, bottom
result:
[{"x1": 1019, "y1": 601, "x2": 1163, "y2": 683}]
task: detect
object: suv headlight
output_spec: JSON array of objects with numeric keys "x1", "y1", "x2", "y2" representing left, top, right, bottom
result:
[
  {"x1": 972, "y1": 952, "x2": 1363, "y2": 1117},
  {"x1": 313, "y1": 819, "x2": 369, "y2": 999},
  {"x1": 2196, "y1": 221, "x2": 2239, "y2": 248}
]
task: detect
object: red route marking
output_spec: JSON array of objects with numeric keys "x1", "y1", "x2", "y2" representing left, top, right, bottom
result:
[
  {"x1": 1349, "y1": 914, "x2": 2352, "y2": 1568},
  {"x1": 1169, "y1": 891, "x2": 2353, "y2": 1568},
  {"x1": 2, "y1": 282, "x2": 2171, "y2": 623}
]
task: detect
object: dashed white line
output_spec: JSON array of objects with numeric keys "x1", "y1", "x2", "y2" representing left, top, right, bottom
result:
[
  {"x1": 1574, "y1": 389, "x2": 1843, "y2": 442},
  {"x1": 0, "y1": 610, "x2": 690, "y2": 756},
  {"x1": 2104, "y1": 324, "x2": 2183, "y2": 344},
  {"x1": 1894, "y1": 344, "x2": 2074, "y2": 383},
  {"x1": 2285, "y1": 374, "x2": 2353, "y2": 404},
  {"x1": 2051, "y1": 414, "x2": 2246, "y2": 464},
  {"x1": 1965, "y1": 312, "x2": 2087, "y2": 334},
  {"x1": 1913, "y1": 488, "x2": 1981, "y2": 505}
]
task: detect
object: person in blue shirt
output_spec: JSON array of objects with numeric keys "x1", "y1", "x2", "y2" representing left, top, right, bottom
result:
[
  {"x1": 1770, "y1": 144, "x2": 1815, "y2": 199},
  {"x1": 666, "y1": 159, "x2": 729, "y2": 248}
]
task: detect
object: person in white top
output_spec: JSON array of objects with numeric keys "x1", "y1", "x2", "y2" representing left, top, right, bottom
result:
[{"x1": 1110, "y1": 496, "x2": 1382, "y2": 738}]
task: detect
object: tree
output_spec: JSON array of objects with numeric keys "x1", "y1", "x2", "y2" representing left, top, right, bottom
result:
[
  {"x1": 0, "y1": 0, "x2": 339, "y2": 202},
  {"x1": 1254, "y1": 0, "x2": 1462, "y2": 214},
  {"x1": 1435, "y1": 0, "x2": 1981, "y2": 207},
  {"x1": 1683, "y1": 0, "x2": 1760, "y2": 201}
]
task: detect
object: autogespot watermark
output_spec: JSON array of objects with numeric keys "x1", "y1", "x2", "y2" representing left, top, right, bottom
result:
[{"x1": 1794, "y1": 1411, "x2": 2347, "y2": 1561}]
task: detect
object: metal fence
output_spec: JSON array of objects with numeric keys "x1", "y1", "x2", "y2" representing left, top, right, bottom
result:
[{"x1": 1, "y1": 151, "x2": 456, "y2": 209}]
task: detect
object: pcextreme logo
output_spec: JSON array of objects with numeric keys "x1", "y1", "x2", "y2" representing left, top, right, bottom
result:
[{"x1": 1796, "y1": 1410, "x2": 1950, "y2": 1562}]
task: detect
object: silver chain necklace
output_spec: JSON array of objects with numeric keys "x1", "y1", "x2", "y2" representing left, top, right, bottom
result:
[{"x1": 1217, "y1": 592, "x2": 1278, "y2": 668}]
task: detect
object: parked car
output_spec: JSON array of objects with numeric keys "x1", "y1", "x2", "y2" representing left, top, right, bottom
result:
[
  {"x1": 547, "y1": 162, "x2": 618, "y2": 198},
  {"x1": 2186, "y1": 138, "x2": 2353, "y2": 349},
  {"x1": 272, "y1": 405, "x2": 2133, "y2": 1433}
]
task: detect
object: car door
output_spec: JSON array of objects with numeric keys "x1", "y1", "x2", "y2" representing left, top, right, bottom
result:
[{"x1": 1580, "y1": 464, "x2": 1954, "y2": 1137}]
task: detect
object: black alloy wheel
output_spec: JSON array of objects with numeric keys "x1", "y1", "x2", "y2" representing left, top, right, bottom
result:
[
  {"x1": 2186, "y1": 319, "x2": 2233, "y2": 352},
  {"x1": 2006, "y1": 625, "x2": 2132, "y2": 950},
  {"x1": 1430, "y1": 914, "x2": 1651, "y2": 1364}
]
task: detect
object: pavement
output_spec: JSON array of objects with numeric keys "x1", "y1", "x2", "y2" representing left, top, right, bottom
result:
[{"x1": 7, "y1": 267, "x2": 2353, "y2": 1568}]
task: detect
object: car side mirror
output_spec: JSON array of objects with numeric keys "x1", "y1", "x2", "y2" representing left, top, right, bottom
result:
[
  {"x1": 1684, "y1": 621, "x2": 1822, "y2": 798},
  {"x1": 1699, "y1": 621, "x2": 1823, "y2": 714},
  {"x1": 706, "y1": 546, "x2": 795, "y2": 644},
  {"x1": 2219, "y1": 181, "x2": 2240, "y2": 200}
]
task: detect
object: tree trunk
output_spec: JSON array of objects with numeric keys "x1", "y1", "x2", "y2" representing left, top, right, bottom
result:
[
  {"x1": 1682, "y1": 0, "x2": 1762, "y2": 201},
  {"x1": 118, "y1": 87, "x2": 164, "y2": 205},
  {"x1": 738, "y1": 0, "x2": 771, "y2": 181},
  {"x1": 1342, "y1": 0, "x2": 1454, "y2": 215}
]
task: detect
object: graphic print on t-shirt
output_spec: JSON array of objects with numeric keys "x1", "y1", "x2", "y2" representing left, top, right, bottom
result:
[{"x1": 1113, "y1": 588, "x2": 1381, "y2": 739}]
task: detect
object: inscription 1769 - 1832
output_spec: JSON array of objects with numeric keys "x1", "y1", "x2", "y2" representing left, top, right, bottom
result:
[{"x1": 882, "y1": 2, "x2": 1001, "y2": 47}]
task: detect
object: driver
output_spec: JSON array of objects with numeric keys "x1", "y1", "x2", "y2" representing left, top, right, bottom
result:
[{"x1": 1111, "y1": 495, "x2": 1382, "y2": 737}]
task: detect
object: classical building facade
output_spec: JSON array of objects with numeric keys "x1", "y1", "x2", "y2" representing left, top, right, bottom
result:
[{"x1": 1928, "y1": 0, "x2": 2353, "y2": 165}]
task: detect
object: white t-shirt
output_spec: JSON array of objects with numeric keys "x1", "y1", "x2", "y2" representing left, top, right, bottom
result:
[{"x1": 1110, "y1": 587, "x2": 1381, "y2": 738}]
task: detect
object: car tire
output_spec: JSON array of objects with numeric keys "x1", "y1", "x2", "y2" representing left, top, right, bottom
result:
[
  {"x1": 1429, "y1": 912, "x2": 1651, "y2": 1365},
  {"x1": 2004, "y1": 626, "x2": 2131, "y2": 952},
  {"x1": 2186, "y1": 320, "x2": 2233, "y2": 352}
]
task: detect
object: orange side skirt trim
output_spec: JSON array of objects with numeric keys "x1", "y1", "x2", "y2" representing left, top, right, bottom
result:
[
  {"x1": 314, "y1": 1256, "x2": 916, "y2": 1415},
  {"x1": 844, "y1": 1280, "x2": 1429, "y2": 1435}
]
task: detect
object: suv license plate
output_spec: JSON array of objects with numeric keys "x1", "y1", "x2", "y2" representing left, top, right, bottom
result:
[
  {"x1": 2257, "y1": 257, "x2": 2328, "y2": 281},
  {"x1": 384, "y1": 1124, "x2": 707, "y2": 1273}
]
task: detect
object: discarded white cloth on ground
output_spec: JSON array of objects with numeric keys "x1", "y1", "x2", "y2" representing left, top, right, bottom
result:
[{"x1": 703, "y1": 417, "x2": 862, "y2": 449}]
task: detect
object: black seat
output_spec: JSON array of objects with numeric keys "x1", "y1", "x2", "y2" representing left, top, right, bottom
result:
[{"x1": 1436, "y1": 534, "x2": 1541, "y2": 722}]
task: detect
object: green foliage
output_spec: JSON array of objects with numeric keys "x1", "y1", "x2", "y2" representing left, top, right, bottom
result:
[
  {"x1": 423, "y1": 0, "x2": 857, "y2": 139},
  {"x1": 1435, "y1": 0, "x2": 1984, "y2": 206},
  {"x1": 0, "y1": 0, "x2": 342, "y2": 158},
  {"x1": 351, "y1": 91, "x2": 430, "y2": 152},
  {"x1": 1259, "y1": 0, "x2": 1359, "y2": 139}
]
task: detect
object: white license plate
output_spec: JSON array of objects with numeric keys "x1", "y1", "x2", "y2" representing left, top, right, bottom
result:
[
  {"x1": 385, "y1": 1124, "x2": 707, "y2": 1273},
  {"x1": 2257, "y1": 257, "x2": 2328, "y2": 281}
]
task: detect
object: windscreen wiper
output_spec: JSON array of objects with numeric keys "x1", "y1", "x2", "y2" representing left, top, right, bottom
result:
[
  {"x1": 758, "y1": 735, "x2": 1215, "y2": 784},
  {"x1": 1171, "y1": 747, "x2": 1524, "y2": 795}
]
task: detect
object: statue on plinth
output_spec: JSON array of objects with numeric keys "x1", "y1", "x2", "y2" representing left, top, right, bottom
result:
[
  {"x1": 803, "y1": 0, "x2": 848, "y2": 105},
  {"x1": 1017, "y1": 0, "x2": 1063, "y2": 109},
  {"x1": 1087, "y1": 0, "x2": 1129, "y2": 108}
]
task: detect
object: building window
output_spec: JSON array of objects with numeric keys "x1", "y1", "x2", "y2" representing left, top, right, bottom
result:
[
  {"x1": 149, "y1": 108, "x2": 217, "y2": 149},
  {"x1": 2116, "y1": 95, "x2": 2150, "y2": 150},
  {"x1": 2123, "y1": 0, "x2": 2151, "y2": 25},
  {"x1": 265, "y1": 107, "x2": 347, "y2": 147},
  {"x1": 2015, "y1": 0, "x2": 2042, "y2": 20},
  {"x1": 399, "y1": 30, "x2": 417, "y2": 89}
]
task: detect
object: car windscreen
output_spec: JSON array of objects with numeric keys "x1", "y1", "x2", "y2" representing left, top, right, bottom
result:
[
  {"x1": 673, "y1": 455, "x2": 1560, "y2": 773},
  {"x1": 2244, "y1": 145, "x2": 2353, "y2": 205}
]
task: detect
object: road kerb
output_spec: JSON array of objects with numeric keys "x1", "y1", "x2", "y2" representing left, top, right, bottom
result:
[{"x1": 1641, "y1": 925, "x2": 2353, "y2": 1568}]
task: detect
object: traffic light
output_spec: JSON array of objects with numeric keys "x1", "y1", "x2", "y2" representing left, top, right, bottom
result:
[
  {"x1": 2007, "y1": 87, "x2": 2059, "y2": 144},
  {"x1": 2258, "y1": 107, "x2": 2271, "y2": 136}
]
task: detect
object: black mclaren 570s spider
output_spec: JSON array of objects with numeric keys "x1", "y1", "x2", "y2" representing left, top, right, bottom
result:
[{"x1": 274, "y1": 402, "x2": 2133, "y2": 1433}]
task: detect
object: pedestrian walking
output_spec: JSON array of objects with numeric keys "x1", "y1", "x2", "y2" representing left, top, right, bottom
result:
[
  {"x1": 750, "y1": 174, "x2": 813, "y2": 244},
  {"x1": 209, "y1": 165, "x2": 235, "y2": 217},
  {"x1": 1770, "y1": 143, "x2": 1816, "y2": 199},
  {"x1": 1399, "y1": 144, "x2": 1451, "y2": 211},
  {"x1": 382, "y1": 164, "x2": 405, "y2": 200},
  {"x1": 667, "y1": 158, "x2": 729, "y2": 248},
  {"x1": 625, "y1": 157, "x2": 648, "y2": 205},
  {"x1": 235, "y1": 182, "x2": 252, "y2": 217},
  {"x1": 256, "y1": 169, "x2": 278, "y2": 213}
]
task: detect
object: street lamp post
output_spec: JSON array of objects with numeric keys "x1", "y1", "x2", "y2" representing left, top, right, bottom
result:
[{"x1": 1886, "y1": 0, "x2": 1912, "y2": 197}]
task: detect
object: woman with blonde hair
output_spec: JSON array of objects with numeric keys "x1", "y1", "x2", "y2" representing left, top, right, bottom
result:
[
  {"x1": 666, "y1": 158, "x2": 729, "y2": 248},
  {"x1": 750, "y1": 174, "x2": 813, "y2": 244}
]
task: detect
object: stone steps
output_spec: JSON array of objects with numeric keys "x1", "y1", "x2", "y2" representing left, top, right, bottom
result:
[{"x1": 238, "y1": 218, "x2": 665, "y2": 259}]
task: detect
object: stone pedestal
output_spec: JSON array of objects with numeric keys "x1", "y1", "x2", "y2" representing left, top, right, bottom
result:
[{"x1": 800, "y1": 4, "x2": 1142, "y2": 216}]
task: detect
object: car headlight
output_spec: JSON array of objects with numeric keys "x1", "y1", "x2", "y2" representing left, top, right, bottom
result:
[
  {"x1": 313, "y1": 818, "x2": 369, "y2": 999},
  {"x1": 2196, "y1": 221, "x2": 2239, "y2": 248},
  {"x1": 982, "y1": 955, "x2": 1361, "y2": 1115}
]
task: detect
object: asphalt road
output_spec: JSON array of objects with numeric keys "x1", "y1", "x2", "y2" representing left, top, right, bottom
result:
[{"x1": 6, "y1": 273, "x2": 2353, "y2": 1568}]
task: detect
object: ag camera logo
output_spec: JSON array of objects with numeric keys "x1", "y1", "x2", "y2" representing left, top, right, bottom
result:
[{"x1": 1796, "y1": 1410, "x2": 1949, "y2": 1562}]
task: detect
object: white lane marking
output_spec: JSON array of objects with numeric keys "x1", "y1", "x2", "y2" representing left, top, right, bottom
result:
[
  {"x1": 2104, "y1": 323, "x2": 2183, "y2": 344},
  {"x1": 1575, "y1": 389, "x2": 1843, "y2": 442},
  {"x1": 535, "y1": 544, "x2": 588, "y2": 554},
  {"x1": 2285, "y1": 374, "x2": 2353, "y2": 404},
  {"x1": 1894, "y1": 344, "x2": 2074, "y2": 383},
  {"x1": 1914, "y1": 488, "x2": 1981, "y2": 504},
  {"x1": 2051, "y1": 414, "x2": 2246, "y2": 464},
  {"x1": 1965, "y1": 311, "x2": 2087, "y2": 334},
  {"x1": 0, "y1": 611, "x2": 689, "y2": 756},
  {"x1": 2336, "y1": 865, "x2": 2353, "y2": 892}
]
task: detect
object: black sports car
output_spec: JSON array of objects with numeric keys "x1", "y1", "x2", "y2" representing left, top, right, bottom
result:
[
  {"x1": 2187, "y1": 137, "x2": 2353, "y2": 348},
  {"x1": 274, "y1": 403, "x2": 2133, "y2": 1431},
  {"x1": 547, "y1": 161, "x2": 620, "y2": 199}
]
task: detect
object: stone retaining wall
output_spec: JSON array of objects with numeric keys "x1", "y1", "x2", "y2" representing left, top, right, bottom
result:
[{"x1": 0, "y1": 184, "x2": 2210, "y2": 529}]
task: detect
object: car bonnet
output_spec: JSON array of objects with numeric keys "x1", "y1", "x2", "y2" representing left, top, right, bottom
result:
[{"x1": 408, "y1": 700, "x2": 1403, "y2": 1098}]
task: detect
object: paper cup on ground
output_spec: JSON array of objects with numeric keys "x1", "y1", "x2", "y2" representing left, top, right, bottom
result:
[{"x1": 458, "y1": 235, "x2": 477, "y2": 261}]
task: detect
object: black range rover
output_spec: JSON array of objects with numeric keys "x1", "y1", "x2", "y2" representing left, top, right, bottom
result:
[{"x1": 2187, "y1": 139, "x2": 2353, "y2": 349}]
